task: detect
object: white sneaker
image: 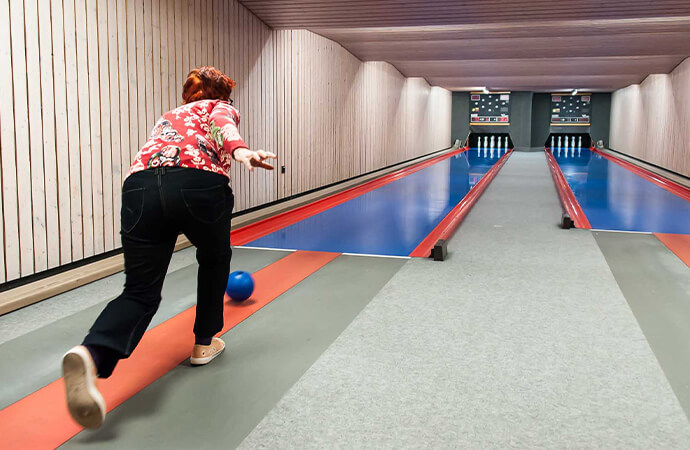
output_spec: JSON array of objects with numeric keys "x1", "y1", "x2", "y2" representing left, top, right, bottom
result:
[
  {"x1": 62, "y1": 346, "x2": 106, "y2": 429},
  {"x1": 190, "y1": 337, "x2": 225, "y2": 366}
]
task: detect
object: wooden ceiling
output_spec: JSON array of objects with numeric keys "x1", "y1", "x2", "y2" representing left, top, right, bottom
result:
[{"x1": 239, "y1": 1, "x2": 690, "y2": 92}]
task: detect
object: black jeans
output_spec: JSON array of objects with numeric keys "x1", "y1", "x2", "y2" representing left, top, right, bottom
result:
[{"x1": 83, "y1": 167, "x2": 233, "y2": 371}]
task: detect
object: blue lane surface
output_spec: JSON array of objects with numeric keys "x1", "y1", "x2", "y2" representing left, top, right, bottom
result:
[
  {"x1": 245, "y1": 149, "x2": 507, "y2": 256},
  {"x1": 553, "y1": 148, "x2": 690, "y2": 234}
]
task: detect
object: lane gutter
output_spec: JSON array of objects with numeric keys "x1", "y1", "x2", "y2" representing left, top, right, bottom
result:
[
  {"x1": 410, "y1": 149, "x2": 513, "y2": 260},
  {"x1": 591, "y1": 148, "x2": 690, "y2": 202},
  {"x1": 544, "y1": 149, "x2": 592, "y2": 230}
]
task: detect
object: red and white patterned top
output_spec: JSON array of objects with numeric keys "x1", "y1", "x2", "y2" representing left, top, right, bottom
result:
[{"x1": 128, "y1": 100, "x2": 248, "y2": 178}]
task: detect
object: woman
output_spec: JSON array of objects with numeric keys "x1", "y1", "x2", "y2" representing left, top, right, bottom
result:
[{"x1": 62, "y1": 67, "x2": 276, "y2": 429}]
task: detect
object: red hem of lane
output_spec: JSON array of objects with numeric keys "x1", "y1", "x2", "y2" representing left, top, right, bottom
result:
[
  {"x1": 410, "y1": 149, "x2": 513, "y2": 258},
  {"x1": 231, "y1": 147, "x2": 469, "y2": 246},
  {"x1": 655, "y1": 233, "x2": 690, "y2": 267},
  {"x1": 591, "y1": 149, "x2": 690, "y2": 203},
  {"x1": 0, "y1": 250, "x2": 340, "y2": 449},
  {"x1": 544, "y1": 149, "x2": 592, "y2": 229}
]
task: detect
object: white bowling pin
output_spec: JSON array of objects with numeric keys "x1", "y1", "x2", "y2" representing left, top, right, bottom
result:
[
  {"x1": 571, "y1": 136, "x2": 576, "y2": 148},
  {"x1": 557, "y1": 136, "x2": 562, "y2": 149},
  {"x1": 484, "y1": 136, "x2": 488, "y2": 148},
  {"x1": 578, "y1": 136, "x2": 582, "y2": 148},
  {"x1": 551, "y1": 136, "x2": 554, "y2": 150},
  {"x1": 490, "y1": 136, "x2": 495, "y2": 148}
]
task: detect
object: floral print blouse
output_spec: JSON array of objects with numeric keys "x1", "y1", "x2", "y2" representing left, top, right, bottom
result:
[{"x1": 128, "y1": 100, "x2": 248, "y2": 178}]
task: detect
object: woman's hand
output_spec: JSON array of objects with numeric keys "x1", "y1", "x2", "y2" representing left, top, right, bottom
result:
[{"x1": 233, "y1": 148, "x2": 277, "y2": 171}]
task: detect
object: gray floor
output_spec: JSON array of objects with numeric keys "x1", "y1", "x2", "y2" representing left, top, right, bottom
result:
[
  {"x1": 0, "y1": 247, "x2": 290, "y2": 410},
  {"x1": 240, "y1": 153, "x2": 690, "y2": 448},
  {"x1": 0, "y1": 247, "x2": 199, "y2": 343},
  {"x1": 594, "y1": 231, "x2": 690, "y2": 419},
  {"x1": 62, "y1": 254, "x2": 406, "y2": 448}
]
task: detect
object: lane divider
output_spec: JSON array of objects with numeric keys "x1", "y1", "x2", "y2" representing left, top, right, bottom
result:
[
  {"x1": 544, "y1": 149, "x2": 592, "y2": 229},
  {"x1": 410, "y1": 149, "x2": 513, "y2": 259},
  {"x1": 0, "y1": 250, "x2": 340, "y2": 449},
  {"x1": 592, "y1": 149, "x2": 690, "y2": 202},
  {"x1": 231, "y1": 148, "x2": 469, "y2": 246}
]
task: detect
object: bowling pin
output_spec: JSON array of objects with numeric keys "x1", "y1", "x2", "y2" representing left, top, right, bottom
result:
[
  {"x1": 490, "y1": 136, "x2": 495, "y2": 148},
  {"x1": 498, "y1": 136, "x2": 502, "y2": 149},
  {"x1": 557, "y1": 136, "x2": 562, "y2": 149},
  {"x1": 578, "y1": 136, "x2": 582, "y2": 149},
  {"x1": 551, "y1": 136, "x2": 554, "y2": 150},
  {"x1": 565, "y1": 136, "x2": 569, "y2": 151},
  {"x1": 484, "y1": 136, "x2": 488, "y2": 148},
  {"x1": 571, "y1": 136, "x2": 576, "y2": 148}
]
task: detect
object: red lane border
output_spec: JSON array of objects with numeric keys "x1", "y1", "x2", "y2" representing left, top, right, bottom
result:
[
  {"x1": 654, "y1": 233, "x2": 690, "y2": 268},
  {"x1": 410, "y1": 149, "x2": 513, "y2": 258},
  {"x1": 0, "y1": 251, "x2": 340, "y2": 449},
  {"x1": 592, "y1": 148, "x2": 690, "y2": 202},
  {"x1": 231, "y1": 147, "x2": 469, "y2": 245},
  {"x1": 544, "y1": 149, "x2": 592, "y2": 229}
]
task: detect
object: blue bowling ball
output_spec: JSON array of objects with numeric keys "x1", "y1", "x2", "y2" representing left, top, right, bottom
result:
[{"x1": 226, "y1": 270, "x2": 254, "y2": 301}]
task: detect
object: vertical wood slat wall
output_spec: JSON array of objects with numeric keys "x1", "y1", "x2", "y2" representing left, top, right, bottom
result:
[
  {"x1": 610, "y1": 57, "x2": 690, "y2": 178},
  {"x1": 0, "y1": 0, "x2": 452, "y2": 284},
  {"x1": 273, "y1": 30, "x2": 452, "y2": 198}
]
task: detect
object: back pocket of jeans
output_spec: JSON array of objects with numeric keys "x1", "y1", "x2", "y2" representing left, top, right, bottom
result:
[
  {"x1": 181, "y1": 184, "x2": 228, "y2": 224},
  {"x1": 121, "y1": 188, "x2": 145, "y2": 233}
]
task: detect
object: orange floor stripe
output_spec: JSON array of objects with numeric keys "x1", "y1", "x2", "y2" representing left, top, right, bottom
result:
[
  {"x1": 0, "y1": 250, "x2": 339, "y2": 449},
  {"x1": 654, "y1": 233, "x2": 690, "y2": 268}
]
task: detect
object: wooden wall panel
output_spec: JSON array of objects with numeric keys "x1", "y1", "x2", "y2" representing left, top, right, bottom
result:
[
  {"x1": 0, "y1": 0, "x2": 451, "y2": 283},
  {"x1": 610, "y1": 58, "x2": 690, "y2": 177},
  {"x1": 0, "y1": 0, "x2": 15, "y2": 282},
  {"x1": 271, "y1": 30, "x2": 451, "y2": 200}
]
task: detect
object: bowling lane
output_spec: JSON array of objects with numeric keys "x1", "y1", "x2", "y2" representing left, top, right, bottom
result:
[
  {"x1": 245, "y1": 149, "x2": 508, "y2": 256},
  {"x1": 553, "y1": 148, "x2": 690, "y2": 234}
]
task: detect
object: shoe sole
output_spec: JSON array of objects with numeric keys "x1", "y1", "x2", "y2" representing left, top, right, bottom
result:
[
  {"x1": 62, "y1": 347, "x2": 106, "y2": 429},
  {"x1": 190, "y1": 344, "x2": 225, "y2": 366}
]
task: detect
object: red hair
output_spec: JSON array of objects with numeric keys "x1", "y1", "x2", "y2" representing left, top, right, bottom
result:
[{"x1": 182, "y1": 66, "x2": 236, "y2": 104}]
